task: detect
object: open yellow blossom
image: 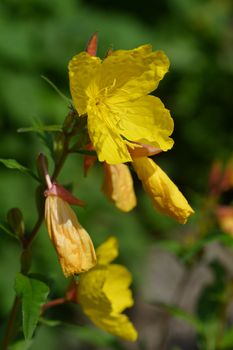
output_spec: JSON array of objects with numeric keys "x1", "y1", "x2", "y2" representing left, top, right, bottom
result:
[
  {"x1": 102, "y1": 163, "x2": 137, "y2": 212},
  {"x1": 78, "y1": 237, "x2": 138, "y2": 341},
  {"x1": 69, "y1": 45, "x2": 174, "y2": 164},
  {"x1": 45, "y1": 195, "x2": 96, "y2": 277},
  {"x1": 132, "y1": 157, "x2": 194, "y2": 223}
]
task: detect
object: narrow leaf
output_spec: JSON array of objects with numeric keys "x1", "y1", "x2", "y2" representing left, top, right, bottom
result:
[
  {"x1": 0, "y1": 159, "x2": 40, "y2": 182},
  {"x1": 9, "y1": 339, "x2": 33, "y2": 350},
  {"x1": 181, "y1": 230, "x2": 233, "y2": 262},
  {"x1": 0, "y1": 221, "x2": 19, "y2": 240},
  {"x1": 154, "y1": 302, "x2": 204, "y2": 332},
  {"x1": 41, "y1": 75, "x2": 72, "y2": 105},
  {"x1": 15, "y1": 273, "x2": 49, "y2": 339},
  {"x1": 63, "y1": 323, "x2": 115, "y2": 347},
  {"x1": 18, "y1": 125, "x2": 63, "y2": 133}
]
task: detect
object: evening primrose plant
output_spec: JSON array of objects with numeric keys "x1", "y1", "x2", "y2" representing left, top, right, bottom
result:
[{"x1": 0, "y1": 34, "x2": 194, "y2": 349}]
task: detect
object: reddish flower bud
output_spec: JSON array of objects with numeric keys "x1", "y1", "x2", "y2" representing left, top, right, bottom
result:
[{"x1": 86, "y1": 32, "x2": 98, "y2": 56}]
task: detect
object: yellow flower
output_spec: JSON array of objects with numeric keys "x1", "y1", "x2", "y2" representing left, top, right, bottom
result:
[
  {"x1": 78, "y1": 237, "x2": 138, "y2": 341},
  {"x1": 102, "y1": 162, "x2": 137, "y2": 212},
  {"x1": 69, "y1": 45, "x2": 174, "y2": 164},
  {"x1": 132, "y1": 157, "x2": 194, "y2": 223},
  {"x1": 45, "y1": 195, "x2": 96, "y2": 277}
]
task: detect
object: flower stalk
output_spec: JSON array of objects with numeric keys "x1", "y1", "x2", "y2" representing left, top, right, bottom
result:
[{"x1": 1, "y1": 113, "x2": 80, "y2": 349}]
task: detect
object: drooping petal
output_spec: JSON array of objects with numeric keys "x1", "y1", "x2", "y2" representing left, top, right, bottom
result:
[
  {"x1": 78, "y1": 265, "x2": 137, "y2": 341},
  {"x1": 45, "y1": 196, "x2": 96, "y2": 276},
  {"x1": 132, "y1": 157, "x2": 194, "y2": 224},
  {"x1": 69, "y1": 52, "x2": 101, "y2": 115},
  {"x1": 103, "y1": 264, "x2": 134, "y2": 313},
  {"x1": 89, "y1": 311, "x2": 138, "y2": 341},
  {"x1": 102, "y1": 163, "x2": 137, "y2": 212},
  {"x1": 78, "y1": 267, "x2": 112, "y2": 313},
  {"x1": 87, "y1": 107, "x2": 132, "y2": 164},
  {"x1": 98, "y1": 45, "x2": 169, "y2": 102},
  {"x1": 96, "y1": 236, "x2": 119, "y2": 265},
  {"x1": 110, "y1": 95, "x2": 174, "y2": 152}
]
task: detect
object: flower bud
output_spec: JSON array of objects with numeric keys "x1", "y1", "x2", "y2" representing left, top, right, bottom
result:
[
  {"x1": 45, "y1": 194, "x2": 96, "y2": 277},
  {"x1": 7, "y1": 207, "x2": 25, "y2": 239},
  {"x1": 86, "y1": 32, "x2": 98, "y2": 56}
]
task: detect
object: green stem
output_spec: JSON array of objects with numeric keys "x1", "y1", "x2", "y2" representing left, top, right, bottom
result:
[
  {"x1": 2, "y1": 297, "x2": 20, "y2": 350},
  {"x1": 2, "y1": 128, "x2": 72, "y2": 349},
  {"x1": 52, "y1": 137, "x2": 70, "y2": 181},
  {"x1": 24, "y1": 213, "x2": 44, "y2": 250}
]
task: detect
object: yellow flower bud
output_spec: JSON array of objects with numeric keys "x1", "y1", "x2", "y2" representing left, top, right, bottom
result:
[{"x1": 45, "y1": 195, "x2": 96, "y2": 277}]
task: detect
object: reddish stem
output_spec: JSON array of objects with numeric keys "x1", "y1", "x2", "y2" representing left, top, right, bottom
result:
[{"x1": 42, "y1": 297, "x2": 66, "y2": 312}]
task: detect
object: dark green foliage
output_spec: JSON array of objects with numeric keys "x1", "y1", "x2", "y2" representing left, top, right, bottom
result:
[{"x1": 0, "y1": 0, "x2": 232, "y2": 349}]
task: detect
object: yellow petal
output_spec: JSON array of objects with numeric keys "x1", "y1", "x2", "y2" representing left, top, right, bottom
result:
[
  {"x1": 110, "y1": 95, "x2": 174, "y2": 152},
  {"x1": 132, "y1": 157, "x2": 194, "y2": 224},
  {"x1": 96, "y1": 236, "x2": 119, "y2": 265},
  {"x1": 103, "y1": 264, "x2": 134, "y2": 313},
  {"x1": 87, "y1": 107, "x2": 132, "y2": 164},
  {"x1": 69, "y1": 52, "x2": 101, "y2": 115},
  {"x1": 89, "y1": 311, "x2": 138, "y2": 341},
  {"x1": 99, "y1": 45, "x2": 169, "y2": 102},
  {"x1": 69, "y1": 45, "x2": 171, "y2": 165},
  {"x1": 78, "y1": 265, "x2": 137, "y2": 341},
  {"x1": 45, "y1": 196, "x2": 96, "y2": 276},
  {"x1": 78, "y1": 267, "x2": 112, "y2": 313},
  {"x1": 102, "y1": 163, "x2": 137, "y2": 212}
]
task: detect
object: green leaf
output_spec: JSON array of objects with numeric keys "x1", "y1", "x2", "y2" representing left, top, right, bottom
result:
[
  {"x1": 41, "y1": 75, "x2": 72, "y2": 105},
  {"x1": 64, "y1": 324, "x2": 115, "y2": 347},
  {"x1": 197, "y1": 260, "x2": 226, "y2": 322},
  {"x1": 0, "y1": 221, "x2": 19, "y2": 240},
  {"x1": 155, "y1": 302, "x2": 204, "y2": 332},
  {"x1": 15, "y1": 273, "x2": 50, "y2": 339},
  {"x1": 74, "y1": 326, "x2": 115, "y2": 346},
  {"x1": 9, "y1": 339, "x2": 33, "y2": 350},
  {"x1": 155, "y1": 240, "x2": 183, "y2": 255},
  {"x1": 0, "y1": 159, "x2": 40, "y2": 182},
  {"x1": 181, "y1": 230, "x2": 233, "y2": 262},
  {"x1": 18, "y1": 125, "x2": 63, "y2": 133},
  {"x1": 39, "y1": 317, "x2": 62, "y2": 327},
  {"x1": 7, "y1": 208, "x2": 25, "y2": 239},
  {"x1": 219, "y1": 327, "x2": 233, "y2": 349}
]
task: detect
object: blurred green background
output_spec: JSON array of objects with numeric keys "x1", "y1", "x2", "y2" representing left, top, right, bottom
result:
[{"x1": 0, "y1": 0, "x2": 232, "y2": 349}]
